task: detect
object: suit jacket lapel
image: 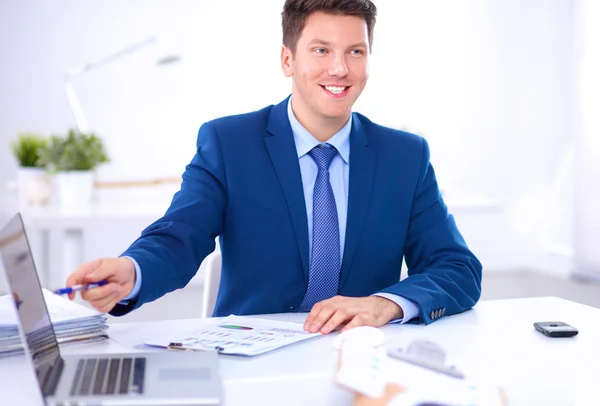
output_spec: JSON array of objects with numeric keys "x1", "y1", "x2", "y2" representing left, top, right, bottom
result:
[
  {"x1": 339, "y1": 116, "x2": 376, "y2": 290},
  {"x1": 264, "y1": 98, "x2": 310, "y2": 282}
]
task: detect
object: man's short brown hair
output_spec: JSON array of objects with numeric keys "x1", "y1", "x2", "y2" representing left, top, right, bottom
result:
[{"x1": 282, "y1": 0, "x2": 377, "y2": 53}]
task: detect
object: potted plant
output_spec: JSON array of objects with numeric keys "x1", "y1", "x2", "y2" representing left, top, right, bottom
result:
[
  {"x1": 10, "y1": 133, "x2": 51, "y2": 207},
  {"x1": 38, "y1": 129, "x2": 110, "y2": 207}
]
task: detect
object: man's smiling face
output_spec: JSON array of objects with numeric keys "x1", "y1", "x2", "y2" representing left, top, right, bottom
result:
[{"x1": 281, "y1": 11, "x2": 370, "y2": 122}]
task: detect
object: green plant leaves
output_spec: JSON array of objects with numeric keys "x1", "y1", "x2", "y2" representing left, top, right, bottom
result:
[
  {"x1": 10, "y1": 133, "x2": 48, "y2": 167},
  {"x1": 36, "y1": 129, "x2": 110, "y2": 171}
]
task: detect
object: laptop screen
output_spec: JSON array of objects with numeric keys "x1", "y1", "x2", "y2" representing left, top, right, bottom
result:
[{"x1": 0, "y1": 214, "x2": 61, "y2": 395}]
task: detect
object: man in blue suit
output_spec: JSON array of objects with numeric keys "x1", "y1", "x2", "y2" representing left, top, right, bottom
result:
[{"x1": 66, "y1": 0, "x2": 481, "y2": 334}]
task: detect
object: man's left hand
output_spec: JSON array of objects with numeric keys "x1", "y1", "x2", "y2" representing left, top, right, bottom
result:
[{"x1": 303, "y1": 296, "x2": 403, "y2": 334}]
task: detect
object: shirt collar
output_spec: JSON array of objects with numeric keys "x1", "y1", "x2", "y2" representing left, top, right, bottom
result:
[{"x1": 287, "y1": 96, "x2": 351, "y2": 163}]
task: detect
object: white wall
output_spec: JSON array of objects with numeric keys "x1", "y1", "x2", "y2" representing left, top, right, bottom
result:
[
  {"x1": 0, "y1": 0, "x2": 576, "y2": 275},
  {"x1": 573, "y1": 0, "x2": 600, "y2": 281}
]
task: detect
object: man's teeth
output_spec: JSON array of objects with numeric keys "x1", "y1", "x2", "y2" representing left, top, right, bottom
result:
[{"x1": 324, "y1": 85, "x2": 347, "y2": 94}]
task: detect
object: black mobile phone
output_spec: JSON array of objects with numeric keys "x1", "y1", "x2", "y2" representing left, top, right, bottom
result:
[{"x1": 534, "y1": 321, "x2": 579, "y2": 337}]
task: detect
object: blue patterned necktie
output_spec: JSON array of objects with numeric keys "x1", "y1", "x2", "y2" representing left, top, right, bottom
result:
[{"x1": 299, "y1": 144, "x2": 340, "y2": 312}]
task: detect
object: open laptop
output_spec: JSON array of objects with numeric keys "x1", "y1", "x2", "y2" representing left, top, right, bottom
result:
[{"x1": 0, "y1": 213, "x2": 223, "y2": 405}]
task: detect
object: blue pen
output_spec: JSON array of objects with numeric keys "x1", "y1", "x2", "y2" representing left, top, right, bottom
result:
[{"x1": 53, "y1": 280, "x2": 109, "y2": 295}]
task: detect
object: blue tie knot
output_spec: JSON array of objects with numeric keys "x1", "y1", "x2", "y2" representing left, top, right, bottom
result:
[{"x1": 309, "y1": 144, "x2": 338, "y2": 171}]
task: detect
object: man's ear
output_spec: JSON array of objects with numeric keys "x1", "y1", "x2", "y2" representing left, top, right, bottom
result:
[{"x1": 281, "y1": 45, "x2": 294, "y2": 77}]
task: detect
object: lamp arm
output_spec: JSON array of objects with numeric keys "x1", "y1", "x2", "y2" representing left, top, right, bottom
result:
[
  {"x1": 64, "y1": 36, "x2": 158, "y2": 133},
  {"x1": 68, "y1": 36, "x2": 156, "y2": 78},
  {"x1": 64, "y1": 81, "x2": 90, "y2": 133}
]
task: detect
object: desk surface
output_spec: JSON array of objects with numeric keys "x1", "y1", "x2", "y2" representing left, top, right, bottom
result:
[{"x1": 2, "y1": 297, "x2": 599, "y2": 405}]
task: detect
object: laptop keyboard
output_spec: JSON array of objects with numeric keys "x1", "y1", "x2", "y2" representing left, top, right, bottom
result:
[{"x1": 70, "y1": 357, "x2": 146, "y2": 396}]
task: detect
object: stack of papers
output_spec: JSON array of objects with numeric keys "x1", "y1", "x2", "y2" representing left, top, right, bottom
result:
[
  {"x1": 0, "y1": 289, "x2": 108, "y2": 357},
  {"x1": 144, "y1": 315, "x2": 321, "y2": 356}
]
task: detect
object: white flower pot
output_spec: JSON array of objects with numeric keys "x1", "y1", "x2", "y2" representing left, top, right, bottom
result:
[
  {"x1": 54, "y1": 171, "x2": 95, "y2": 208},
  {"x1": 16, "y1": 167, "x2": 51, "y2": 208}
]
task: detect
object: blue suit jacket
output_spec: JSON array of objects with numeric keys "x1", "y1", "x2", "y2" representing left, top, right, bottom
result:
[{"x1": 113, "y1": 97, "x2": 482, "y2": 324}]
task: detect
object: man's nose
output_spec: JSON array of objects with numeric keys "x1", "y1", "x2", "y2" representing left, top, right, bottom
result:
[{"x1": 328, "y1": 55, "x2": 349, "y2": 77}]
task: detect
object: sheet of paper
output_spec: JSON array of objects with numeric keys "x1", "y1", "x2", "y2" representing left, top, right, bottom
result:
[
  {"x1": 335, "y1": 343, "x2": 505, "y2": 406},
  {"x1": 336, "y1": 343, "x2": 389, "y2": 398},
  {"x1": 144, "y1": 315, "x2": 321, "y2": 356},
  {"x1": 0, "y1": 289, "x2": 104, "y2": 326}
]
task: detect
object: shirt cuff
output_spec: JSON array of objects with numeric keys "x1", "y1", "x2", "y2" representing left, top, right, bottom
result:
[
  {"x1": 119, "y1": 256, "x2": 142, "y2": 302},
  {"x1": 372, "y1": 293, "x2": 419, "y2": 324}
]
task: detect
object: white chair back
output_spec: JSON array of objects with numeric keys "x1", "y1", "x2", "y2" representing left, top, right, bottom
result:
[{"x1": 200, "y1": 251, "x2": 222, "y2": 318}]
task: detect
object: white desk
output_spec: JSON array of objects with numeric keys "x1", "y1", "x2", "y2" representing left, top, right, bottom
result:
[{"x1": 1, "y1": 297, "x2": 599, "y2": 405}]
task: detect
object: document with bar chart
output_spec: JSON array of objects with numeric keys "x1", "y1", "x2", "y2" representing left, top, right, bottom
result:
[{"x1": 143, "y1": 315, "x2": 322, "y2": 356}]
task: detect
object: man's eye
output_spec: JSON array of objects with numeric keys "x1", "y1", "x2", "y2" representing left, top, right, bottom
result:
[
  {"x1": 350, "y1": 49, "x2": 364, "y2": 55},
  {"x1": 315, "y1": 48, "x2": 326, "y2": 54}
]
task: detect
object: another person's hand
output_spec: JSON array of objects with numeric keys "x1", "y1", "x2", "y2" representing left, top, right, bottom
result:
[
  {"x1": 353, "y1": 383, "x2": 405, "y2": 406},
  {"x1": 304, "y1": 296, "x2": 403, "y2": 334},
  {"x1": 65, "y1": 257, "x2": 136, "y2": 313}
]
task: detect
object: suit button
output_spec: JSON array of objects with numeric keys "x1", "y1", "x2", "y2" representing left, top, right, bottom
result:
[
  {"x1": 434, "y1": 309, "x2": 440, "y2": 318},
  {"x1": 430, "y1": 311, "x2": 435, "y2": 319},
  {"x1": 441, "y1": 308, "x2": 446, "y2": 315}
]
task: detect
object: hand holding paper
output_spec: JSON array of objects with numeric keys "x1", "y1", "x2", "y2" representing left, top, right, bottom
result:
[{"x1": 334, "y1": 328, "x2": 507, "y2": 406}]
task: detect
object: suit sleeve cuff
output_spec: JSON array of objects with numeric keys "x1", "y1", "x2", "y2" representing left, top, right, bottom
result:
[
  {"x1": 372, "y1": 293, "x2": 420, "y2": 324},
  {"x1": 119, "y1": 256, "x2": 142, "y2": 302}
]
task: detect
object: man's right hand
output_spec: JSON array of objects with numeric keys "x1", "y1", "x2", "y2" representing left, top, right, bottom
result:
[{"x1": 65, "y1": 257, "x2": 136, "y2": 313}]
